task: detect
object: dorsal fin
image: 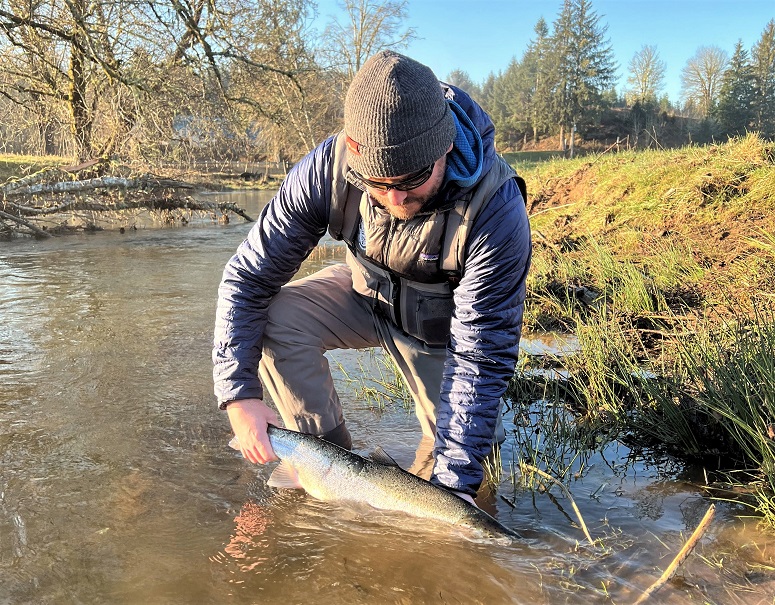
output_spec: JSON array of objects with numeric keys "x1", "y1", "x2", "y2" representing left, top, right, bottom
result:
[{"x1": 369, "y1": 446, "x2": 400, "y2": 467}]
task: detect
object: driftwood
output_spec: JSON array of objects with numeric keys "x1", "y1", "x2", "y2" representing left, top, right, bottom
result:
[
  {"x1": 633, "y1": 504, "x2": 716, "y2": 604},
  {"x1": 0, "y1": 208, "x2": 51, "y2": 238},
  {"x1": 0, "y1": 164, "x2": 254, "y2": 238}
]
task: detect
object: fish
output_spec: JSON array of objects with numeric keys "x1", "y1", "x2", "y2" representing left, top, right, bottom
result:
[{"x1": 229, "y1": 425, "x2": 520, "y2": 543}]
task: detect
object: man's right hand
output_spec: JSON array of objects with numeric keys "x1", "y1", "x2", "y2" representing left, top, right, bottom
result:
[{"x1": 225, "y1": 398, "x2": 280, "y2": 464}]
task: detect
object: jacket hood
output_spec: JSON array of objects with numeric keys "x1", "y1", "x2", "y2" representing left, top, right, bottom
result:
[{"x1": 429, "y1": 84, "x2": 497, "y2": 209}]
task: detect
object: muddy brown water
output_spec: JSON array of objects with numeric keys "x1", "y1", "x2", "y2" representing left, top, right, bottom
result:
[{"x1": 1, "y1": 190, "x2": 773, "y2": 604}]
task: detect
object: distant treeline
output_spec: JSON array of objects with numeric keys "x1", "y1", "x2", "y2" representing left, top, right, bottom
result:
[
  {"x1": 1, "y1": 0, "x2": 773, "y2": 165},
  {"x1": 461, "y1": 4, "x2": 775, "y2": 152}
]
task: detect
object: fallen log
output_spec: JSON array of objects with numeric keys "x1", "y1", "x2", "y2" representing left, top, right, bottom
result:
[
  {"x1": 2, "y1": 175, "x2": 193, "y2": 197},
  {"x1": 3, "y1": 195, "x2": 252, "y2": 220},
  {"x1": 0, "y1": 208, "x2": 52, "y2": 238},
  {"x1": 1, "y1": 165, "x2": 254, "y2": 238}
]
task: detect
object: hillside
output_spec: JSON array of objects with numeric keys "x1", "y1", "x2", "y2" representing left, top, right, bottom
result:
[{"x1": 520, "y1": 133, "x2": 775, "y2": 327}]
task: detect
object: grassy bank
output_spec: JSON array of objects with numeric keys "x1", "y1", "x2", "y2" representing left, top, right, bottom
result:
[
  {"x1": 0, "y1": 153, "x2": 71, "y2": 182},
  {"x1": 522, "y1": 132, "x2": 775, "y2": 330},
  {"x1": 513, "y1": 133, "x2": 775, "y2": 529}
]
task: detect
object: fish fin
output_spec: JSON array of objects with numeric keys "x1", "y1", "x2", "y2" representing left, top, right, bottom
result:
[
  {"x1": 267, "y1": 461, "x2": 303, "y2": 489},
  {"x1": 228, "y1": 436, "x2": 240, "y2": 451},
  {"x1": 369, "y1": 446, "x2": 400, "y2": 467}
]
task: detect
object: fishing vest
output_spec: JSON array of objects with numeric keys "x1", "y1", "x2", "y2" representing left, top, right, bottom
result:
[{"x1": 328, "y1": 132, "x2": 525, "y2": 346}]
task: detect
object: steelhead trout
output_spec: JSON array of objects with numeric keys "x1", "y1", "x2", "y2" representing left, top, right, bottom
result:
[{"x1": 230, "y1": 425, "x2": 519, "y2": 543}]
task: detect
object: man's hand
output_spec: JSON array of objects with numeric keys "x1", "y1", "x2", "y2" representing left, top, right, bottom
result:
[{"x1": 226, "y1": 398, "x2": 280, "y2": 464}]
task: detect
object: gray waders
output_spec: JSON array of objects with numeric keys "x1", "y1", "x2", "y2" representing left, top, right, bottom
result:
[{"x1": 257, "y1": 261, "x2": 506, "y2": 478}]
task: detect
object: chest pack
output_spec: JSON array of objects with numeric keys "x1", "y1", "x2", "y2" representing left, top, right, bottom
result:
[{"x1": 327, "y1": 132, "x2": 525, "y2": 345}]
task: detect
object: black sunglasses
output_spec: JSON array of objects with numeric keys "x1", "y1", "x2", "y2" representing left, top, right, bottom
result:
[{"x1": 350, "y1": 162, "x2": 435, "y2": 192}]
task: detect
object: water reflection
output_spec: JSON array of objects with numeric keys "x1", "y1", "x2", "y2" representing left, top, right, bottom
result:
[{"x1": 0, "y1": 189, "x2": 773, "y2": 604}]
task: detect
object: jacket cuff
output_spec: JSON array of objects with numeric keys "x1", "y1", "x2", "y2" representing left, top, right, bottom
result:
[{"x1": 214, "y1": 382, "x2": 264, "y2": 410}]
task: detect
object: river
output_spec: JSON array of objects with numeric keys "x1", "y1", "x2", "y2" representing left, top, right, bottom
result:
[{"x1": 0, "y1": 190, "x2": 772, "y2": 604}]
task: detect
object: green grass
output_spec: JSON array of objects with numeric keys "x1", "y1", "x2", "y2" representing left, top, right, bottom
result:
[
  {"x1": 513, "y1": 303, "x2": 775, "y2": 530},
  {"x1": 637, "y1": 309, "x2": 775, "y2": 528},
  {"x1": 502, "y1": 150, "x2": 567, "y2": 172},
  {"x1": 521, "y1": 135, "x2": 775, "y2": 334},
  {"x1": 0, "y1": 153, "x2": 71, "y2": 183},
  {"x1": 524, "y1": 133, "x2": 775, "y2": 244},
  {"x1": 336, "y1": 349, "x2": 412, "y2": 410},
  {"x1": 524, "y1": 235, "x2": 707, "y2": 335}
]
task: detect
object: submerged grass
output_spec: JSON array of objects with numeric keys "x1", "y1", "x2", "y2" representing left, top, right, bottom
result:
[
  {"x1": 515, "y1": 301, "x2": 775, "y2": 530},
  {"x1": 336, "y1": 349, "x2": 412, "y2": 410},
  {"x1": 518, "y1": 305, "x2": 775, "y2": 530}
]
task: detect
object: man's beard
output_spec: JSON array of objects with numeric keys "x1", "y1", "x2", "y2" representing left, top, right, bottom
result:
[{"x1": 369, "y1": 170, "x2": 445, "y2": 220}]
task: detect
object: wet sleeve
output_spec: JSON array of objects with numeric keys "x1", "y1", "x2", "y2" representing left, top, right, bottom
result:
[
  {"x1": 431, "y1": 178, "x2": 532, "y2": 495},
  {"x1": 212, "y1": 138, "x2": 335, "y2": 406}
]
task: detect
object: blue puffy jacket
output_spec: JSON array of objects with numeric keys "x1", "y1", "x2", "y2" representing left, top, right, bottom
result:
[{"x1": 214, "y1": 86, "x2": 532, "y2": 495}]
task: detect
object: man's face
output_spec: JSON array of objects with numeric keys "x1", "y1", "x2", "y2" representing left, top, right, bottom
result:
[{"x1": 362, "y1": 155, "x2": 447, "y2": 221}]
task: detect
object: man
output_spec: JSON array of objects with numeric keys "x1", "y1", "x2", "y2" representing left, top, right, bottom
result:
[{"x1": 213, "y1": 50, "x2": 531, "y2": 503}]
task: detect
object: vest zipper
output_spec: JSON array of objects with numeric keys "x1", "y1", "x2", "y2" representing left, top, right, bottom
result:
[{"x1": 385, "y1": 217, "x2": 403, "y2": 331}]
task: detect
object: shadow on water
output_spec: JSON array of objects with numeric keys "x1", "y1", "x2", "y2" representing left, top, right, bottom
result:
[{"x1": 0, "y1": 189, "x2": 773, "y2": 604}]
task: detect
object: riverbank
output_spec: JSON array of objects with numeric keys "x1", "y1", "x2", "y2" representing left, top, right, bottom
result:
[
  {"x1": 521, "y1": 132, "x2": 775, "y2": 331},
  {"x1": 0, "y1": 157, "x2": 264, "y2": 237},
  {"x1": 515, "y1": 133, "x2": 775, "y2": 530}
]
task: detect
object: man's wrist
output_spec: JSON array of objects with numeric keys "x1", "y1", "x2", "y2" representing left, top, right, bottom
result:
[{"x1": 219, "y1": 396, "x2": 262, "y2": 411}]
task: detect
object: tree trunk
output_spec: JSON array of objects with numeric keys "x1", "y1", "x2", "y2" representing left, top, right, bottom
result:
[
  {"x1": 69, "y1": 45, "x2": 94, "y2": 161},
  {"x1": 559, "y1": 123, "x2": 566, "y2": 154}
]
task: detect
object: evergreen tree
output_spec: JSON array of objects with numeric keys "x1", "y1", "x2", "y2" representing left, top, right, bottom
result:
[
  {"x1": 445, "y1": 69, "x2": 481, "y2": 100},
  {"x1": 520, "y1": 17, "x2": 556, "y2": 144},
  {"x1": 488, "y1": 58, "x2": 526, "y2": 149},
  {"x1": 484, "y1": 17, "x2": 558, "y2": 150},
  {"x1": 551, "y1": 0, "x2": 617, "y2": 147},
  {"x1": 481, "y1": 68, "x2": 509, "y2": 149},
  {"x1": 716, "y1": 41, "x2": 756, "y2": 137},
  {"x1": 751, "y1": 19, "x2": 775, "y2": 138},
  {"x1": 479, "y1": 72, "x2": 498, "y2": 118}
]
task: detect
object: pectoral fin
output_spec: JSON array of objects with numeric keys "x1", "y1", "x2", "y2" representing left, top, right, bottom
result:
[{"x1": 267, "y1": 461, "x2": 304, "y2": 489}]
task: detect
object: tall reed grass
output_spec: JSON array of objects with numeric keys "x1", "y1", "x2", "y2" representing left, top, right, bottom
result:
[{"x1": 514, "y1": 303, "x2": 775, "y2": 529}]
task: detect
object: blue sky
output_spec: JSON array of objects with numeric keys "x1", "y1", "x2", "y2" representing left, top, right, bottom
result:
[{"x1": 316, "y1": 0, "x2": 775, "y2": 103}]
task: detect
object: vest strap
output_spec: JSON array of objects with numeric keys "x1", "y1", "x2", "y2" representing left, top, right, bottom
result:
[
  {"x1": 440, "y1": 156, "x2": 518, "y2": 274},
  {"x1": 328, "y1": 132, "x2": 363, "y2": 247}
]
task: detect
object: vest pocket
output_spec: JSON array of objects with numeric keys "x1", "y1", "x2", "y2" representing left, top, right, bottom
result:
[
  {"x1": 348, "y1": 252, "x2": 398, "y2": 325},
  {"x1": 399, "y1": 279, "x2": 454, "y2": 346}
]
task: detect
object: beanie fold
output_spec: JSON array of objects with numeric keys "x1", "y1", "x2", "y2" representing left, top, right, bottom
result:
[{"x1": 344, "y1": 50, "x2": 456, "y2": 178}]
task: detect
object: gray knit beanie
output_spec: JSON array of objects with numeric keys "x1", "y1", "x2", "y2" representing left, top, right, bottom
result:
[{"x1": 344, "y1": 50, "x2": 456, "y2": 178}]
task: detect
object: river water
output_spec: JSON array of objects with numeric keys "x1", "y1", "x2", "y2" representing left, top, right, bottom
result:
[{"x1": 1, "y1": 190, "x2": 773, "y2": 605}]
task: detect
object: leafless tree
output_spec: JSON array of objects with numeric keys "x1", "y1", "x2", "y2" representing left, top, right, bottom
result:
[
  {"x1": 320, "y1": 0, "x2": 416, "y2": 79},
  {"x1": 680, "y1": 45, "x2": 729, "y2": 118},
  {"x1": 626, "y1": 45, "x2": 666, "y2": 104},
  {"x1": 0, "y1": 0, "x2": 323, "y2": 162}
]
